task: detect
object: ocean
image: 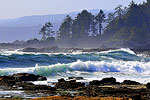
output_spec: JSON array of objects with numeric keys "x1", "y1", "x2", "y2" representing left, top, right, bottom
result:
[{"x1": 0, "y1": 48, "x2": 150, "y2": 84}]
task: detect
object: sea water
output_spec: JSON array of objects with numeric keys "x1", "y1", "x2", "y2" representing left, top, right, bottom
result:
[{"x1": 0, "y1": 48, "x2": 150, "y2": 84}]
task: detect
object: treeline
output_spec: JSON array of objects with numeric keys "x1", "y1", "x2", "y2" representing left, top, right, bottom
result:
[
  {"x1": 39, "y1": 9, "x2": 106, "y2": 47},
  {"x1": 38, "y1": 0, "x2": 150, "y2": 48},
  {"x1": 104, "y1": 0, "x2": 150, "y2": 48}
]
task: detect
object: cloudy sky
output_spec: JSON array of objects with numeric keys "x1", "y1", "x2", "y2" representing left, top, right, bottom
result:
[{"x1": 0, "y1": 0, "x2": 146, "y2": 19}]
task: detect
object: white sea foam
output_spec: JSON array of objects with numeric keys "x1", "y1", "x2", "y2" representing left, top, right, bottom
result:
[
  {"x1": 0, "y1": 59, "x2": 150, "y2": 76},
  {"x1": 100, "y1": 48, "x2": 135, "y2": 55},
  {"x1": 0, "y1": 48, "x2": 149, "y2": 84}
]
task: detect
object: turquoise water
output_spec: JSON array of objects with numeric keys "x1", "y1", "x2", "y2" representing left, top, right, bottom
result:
[{"x1": 0, "y1": 48, "x2": 150, "y2": 83}]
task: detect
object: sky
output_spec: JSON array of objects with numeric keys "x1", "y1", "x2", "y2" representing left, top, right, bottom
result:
[{"x1": 0, "y1": 0, "x2": 146, "y2": 19}]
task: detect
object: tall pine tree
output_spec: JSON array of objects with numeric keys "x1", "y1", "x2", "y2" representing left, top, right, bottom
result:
[
  {"x1": 72, "y1": 10, "x2": 93, "y2": 39},
  {"x1": 39, "y1": 22, "x2": 54, "y2": 40},
  {"x1": 95, "y1": 10, "x2": 105, "y2": 35},
  {"x1": 58, "y1": 15, "x2": 73, "y2": 40}
]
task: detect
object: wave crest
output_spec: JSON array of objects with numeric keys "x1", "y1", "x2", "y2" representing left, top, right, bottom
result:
[{"x1": 0, "y1": 59, "x2": 150, "y2": 76}]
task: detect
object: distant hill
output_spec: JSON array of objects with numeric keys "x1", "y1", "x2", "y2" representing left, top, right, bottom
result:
[{"x1": 0, "y1": 9, "x2": 112, "y2": 43}]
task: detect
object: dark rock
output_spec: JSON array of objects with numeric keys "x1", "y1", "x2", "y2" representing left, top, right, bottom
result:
[
  {"x1": 122, "y1": 80, "x2": 141, "y2": 85},
  {"x1": 58, "y1": 78, "x2": 65, "y2": 82},
  {"x1": 70, "y1": 80, "x2": 76, "y2": 82},
  {"x1": 13, "y1": 81, "x2": 56, "y2": 91},
  {"x1": 0, "y1": 75, "x2": 16, "y2": 86},
  {"x1": 0, "y1": 73, "x2": 47, "y2": 90},
  {"x1": 101, "y1": 77, "x2": 117, "y2": 85},
  {"x1": 146, "y1": 83, "x2": 150, "y2": 89},
  {"x1": 89, "y1": 80, "x2": 101, "y2": 86},
  {"x1": 84, "y1": 86, "x2": 101, "y2": 97},
  {"x1": 89, "y1": 77, "x2": 119, "y2": 86},
  {"x1": 84, "y1": 85, "x2": 149, "y2": 99},
  {"x1": 22, "y1": 84, "x2": 56, "y2": 91},
  {"x1": 0, "y1": 73, "x2": 47, "y2": 85},
  {"x1": 12, "y1": 73, "x2": 47, "y2": 81},
  {"x1": 55, "y1": 79, "x2": 85, "y2": 90},
  {"x1": 37, "y1": 75, "x2": 47, "y2": 81},
  {"x1": 68, "y1": 76, "x2": 84, "y2": 80}
]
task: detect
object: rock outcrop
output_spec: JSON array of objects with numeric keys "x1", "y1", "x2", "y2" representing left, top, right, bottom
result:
[
  {"x1": 0, "y1": 73, "x2": 51, "y2": 91},
  {"x1": 55, "y1": 78, "x2": 85, "y2": 90},
  {"x1": 122, "y1": 80, "x2": 141, "y2": 85},
  {"x1": 12, "y1": 73, "x2": 47, "y2": 81},
  {"x1": 89, "y1": 77, "x2": 120, "y2": 86}
]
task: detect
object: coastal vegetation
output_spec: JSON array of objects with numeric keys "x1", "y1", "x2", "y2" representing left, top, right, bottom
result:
[
  {"x1": 37, "y1": 0, "x2": 150, "y2": 49},
  {"x1": 1, "y1": 0, "x2": 150, "y2": 49}
]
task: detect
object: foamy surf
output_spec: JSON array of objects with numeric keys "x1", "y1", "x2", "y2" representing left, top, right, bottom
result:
[{"x1": 0, "y1": 48, "x2": 150, "y2": 83}]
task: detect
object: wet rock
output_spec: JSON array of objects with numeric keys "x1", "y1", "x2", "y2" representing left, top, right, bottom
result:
[
  {"x1": 0, "y1": 73, "x2": 47, "y2": 90},
  {"x1": 12, "y1": 73, "x2": 47, "y2": 81},
  {"x1": 12, "y1": 81, "x2": 56, "y2": 91},
  {"x1": 89, "y1": 77, "x2": 119, "y2": 86},
  {"x1": 37, "y1": 76, "x2": 47, "y2": 81},
  {"x1": 84, "y1": 85, "x2": 147, "y2": 99},
  {"x1": 89, "y1": 80, "x2": 101, "y2": 86},
  {"x1": 23, "y1": 85, "x2": 56, "y2": 91},
  {"x1": 146, "y1": 83, "x2": 150, "y2": 89},
  {"x1": 68, "y1": 76, "x2": 84, "y2": 80},
  {"x1": 58, "y1": 78, "x2": 65, "y2": 82},
  {"x1": 84, "y1": 86, "x2": 101, "y2": 97},
  {"x1": 101, "y1": 77, "x2": 117, "y2": 85},
  {"x1": 122, "y1": 80, "x2": 141, "y2": 85},
  {"x1": 55, "y1": 79, "x2": 85, "y2": 90},
  {"x1": 0, "y1": 75, "x2": 16, "y2": 86}
]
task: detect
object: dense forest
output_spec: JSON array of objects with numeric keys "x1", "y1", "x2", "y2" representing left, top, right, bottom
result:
[
  {"x1": 104, "y1": 0, "x2": 150, "y2": 49},
  {"x1": 37, "y1": 0, "x2": 150, "y2": 49},
  {"x1": 39, "y1": 9, "x2": 106, "y2": 48}
]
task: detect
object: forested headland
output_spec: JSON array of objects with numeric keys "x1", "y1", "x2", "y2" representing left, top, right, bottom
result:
[{"x1": 1, "y1": 0, "x2": 150, "y2": 50}]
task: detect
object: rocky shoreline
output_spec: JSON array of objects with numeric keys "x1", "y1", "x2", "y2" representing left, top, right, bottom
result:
[{"x1": 0, "y1": 73, "x2": 149, "y2": 100}]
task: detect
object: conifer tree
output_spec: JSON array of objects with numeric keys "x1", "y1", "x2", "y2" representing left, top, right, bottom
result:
[
  {"x1": 72, "y1": 10, "x2": 93, "y2": 39},
  {"x1": 95, "y1": 10, "x2": 105, "y2": 35},
  {"x1": 39, "y1": 22, "x2": 54, "y2": 40},
  {"x1": 58, "y1": 15, "x2": 73, "y2": 40}
]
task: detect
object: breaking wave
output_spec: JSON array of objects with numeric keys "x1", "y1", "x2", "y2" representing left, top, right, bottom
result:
[{"x1": 0, "y1": 48, "x2": 150, "y2": 78}]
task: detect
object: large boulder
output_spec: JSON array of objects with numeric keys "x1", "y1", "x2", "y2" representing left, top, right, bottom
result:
[
  {"x1": 146, "y1": 83, "x2": 150, "y2": 89},
  {"x1": 55, "y1": 79, "x2": 85, "y2": 90},
  {"x1": 0, "y1": 73, "x2": 50, "y2": 91},
  {"x1": 68, "y1": 76, "x2": 84, "y2": 80},
  {"x1": 89, "y1": 77, "x2": 119, "y2": 86},
  {"x1": 58, "y1": 78, "x2": 65, "y2": 82},
  {"x1": 122, "y1": 80, "x2": 141, "y2": 85},
  {"x1": 101, "y1": 77, "x2": 117, "y2": 84},
  {"x1": 15, "y1": 81, "x2": 56, "y2": 91},
  {"x1": 89, "y1": 80, "x2": 102, "y2": 86}
]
